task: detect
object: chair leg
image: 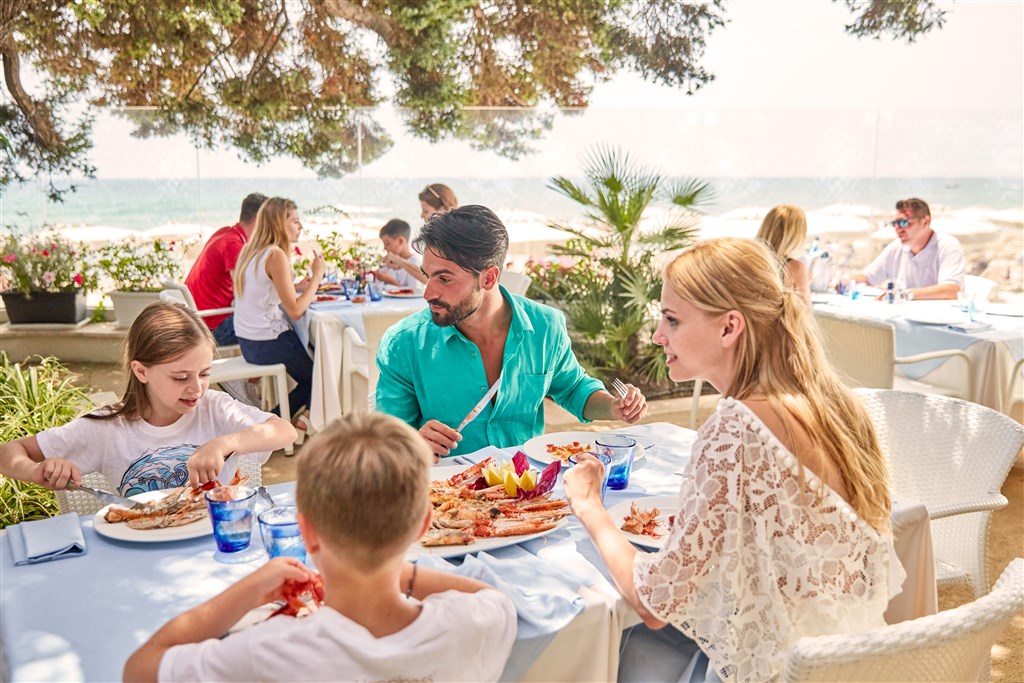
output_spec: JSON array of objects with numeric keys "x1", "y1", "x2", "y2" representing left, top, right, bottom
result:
[
  {"x1": 275, "y1": 369, "x2": 293, "y2": 455},
  {"x1": 342, "y1": 369, "x2": 352, "y2": 416},
  {"x1": 690, "y1": 379, "x2": 704, "y2": 430}
]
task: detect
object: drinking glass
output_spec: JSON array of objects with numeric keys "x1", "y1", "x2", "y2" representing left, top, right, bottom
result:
[
  {"x1": 258, "y1": 505, "x2": 307, "y2": 563},
  {"x1": 368, "y1": 281, "x2": 383, "y2": 302},
  {"x1": 957, "y1": 290, "x2": 974, "y2": 314},
  {"x1": 205, "y1": 486, "x2": 260, "y2": 563},
  {"x1": 595, "y1": 435, "x2": 637, "y2": 490},
  {"x1": 594, "y1": 453, "x2": 612, "y2": 503}
]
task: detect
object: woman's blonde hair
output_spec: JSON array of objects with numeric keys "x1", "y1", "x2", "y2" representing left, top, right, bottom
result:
[
  {"x1": 756, "y1": 205, "x2": 807, "y2": 260},
  {"x1": 233, "y1": 197, "x2": 296, "y2": 296},
  {"x1": 85, "y1": 302, "x2": 215, "y2": 422},
  {"x1": 418, "y1": 183, "x2": 458, "y2": 212},
  {"x1": 664, "y1": 238, "x2": 891, "y2": 530}
]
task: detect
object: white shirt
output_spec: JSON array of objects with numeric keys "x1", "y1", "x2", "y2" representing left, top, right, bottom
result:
[
  {"x1": 861, "y1": 231, "x2": 965, "y2": 290},
  {"x1": 234, "y1": 248, "x2": 291, "y2": 341},
  {"x1": 36, "y1": 390, "x2": 273, "y2": 496},
  {"x1": 379, "y1": 252, "x2": 424, "y2": 290},
  {"x1": 159, "y1": 589, "x2": 517, "y2": 683}
]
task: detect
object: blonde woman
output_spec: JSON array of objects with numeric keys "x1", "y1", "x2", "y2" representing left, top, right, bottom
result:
[
  {"x1": 564, "y1": 238, "x2": 902, "y2": 682},
  {"x1": 418, "y1": 183, "x2": 458, "y2": 222},
  {"x1": 756, "y1": 205, "x2": 811, "y2": 304},
  {"x1": 234, "y1": 197, "x2": 325, "y2": 433}
]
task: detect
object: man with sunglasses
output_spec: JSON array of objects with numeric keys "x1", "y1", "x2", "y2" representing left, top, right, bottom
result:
[
  {"x1": 375, "y1": 205, "x2": 648, "y2": 459},
  {"x1": 854, "y1": 198, "x2": 964, "y2": 300}
]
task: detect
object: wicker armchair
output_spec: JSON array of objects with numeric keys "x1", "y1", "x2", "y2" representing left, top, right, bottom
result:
[
  {"x1": 782, "y1": 558, "x2": 1023, "y2": 682},
  {"x1": 54, "y1": 455, "x2": 264, "y2": 516},
  {"x1": 856, "y1": 389, "x2": 1024, "y2": 598},
  {"x1": 342, "y1": 309, "x2": 419, "y2": 414}
]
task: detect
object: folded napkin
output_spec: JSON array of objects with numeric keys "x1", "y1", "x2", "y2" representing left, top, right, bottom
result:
[
  {"x1": 946, "y1": 321, "x2": 992, "y2": 333},
  {"x1": 7, "y1": 513, "x2": 87, "y2": 565}
]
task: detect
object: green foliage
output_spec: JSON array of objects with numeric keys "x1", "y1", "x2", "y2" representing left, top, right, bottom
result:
[
  {"x1": 0, "y1": 230, "x2": 98, "y2": 295},
  {"x1": 0, "y1": 355, "x2": 97, "y2": 528},
  {"x1": 96, "y1": 237, "x2": 183, "y2": 291},
  {"x1": 837, "y1": 0, "x2": 945, "y2": 42},
  {"x1": 534, "y1": 146, "x2": 714, "y2": 391}
]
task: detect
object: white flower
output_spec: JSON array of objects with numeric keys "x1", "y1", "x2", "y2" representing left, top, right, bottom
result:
[{"x1": 42, "y1": 271, "x2": 56, "y2": 285}]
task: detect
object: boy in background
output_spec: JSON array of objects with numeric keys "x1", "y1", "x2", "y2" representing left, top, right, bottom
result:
[
  {"x1": 376, "y1": 218, "x2": 426, "y2": 290},
  {"x1": 124, "y1": 412, "x2": 516, "y2": 682}
]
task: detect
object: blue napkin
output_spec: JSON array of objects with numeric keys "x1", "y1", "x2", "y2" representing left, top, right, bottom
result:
[{"x1": 7, "y1": 513, "x2": 87, "y2": 565}]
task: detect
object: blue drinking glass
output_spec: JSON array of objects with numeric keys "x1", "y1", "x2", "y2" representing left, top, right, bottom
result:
[
  {"x1": 258, "y1": 505, "x2": 307, "y2": 563},
  {"x1": 595, "y1": 435, "x2": 637, "y2": 490},
  {"x1": 205, "y1": 486, "x2": 258, "y2": 562}
]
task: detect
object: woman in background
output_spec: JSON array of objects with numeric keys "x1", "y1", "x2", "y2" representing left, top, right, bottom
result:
[
  {"x1": 756, "y1": 204, "x2": 811, "y2": 304},
  {"x1": 418, "y1": 184, "x2": 458, "y2": 222}
]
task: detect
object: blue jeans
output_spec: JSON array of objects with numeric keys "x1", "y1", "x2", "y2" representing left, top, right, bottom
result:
[
  {"x1": 618, "y1": 624, "x2": 719, "y2": 683},
  {"x1": 237, "y1": 329, "x2": 312, "y2": 418},
  {"x1": 213, "y1": 315, "x2": 238, "y2": 347}
]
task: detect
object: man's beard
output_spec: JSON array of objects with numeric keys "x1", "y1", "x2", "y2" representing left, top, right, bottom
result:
[{"x1": 428, "y1": 287, "x2": 482, "y2": 327}]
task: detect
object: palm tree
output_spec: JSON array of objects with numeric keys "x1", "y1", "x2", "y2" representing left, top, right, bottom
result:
[{"x1": 542, "y1": 145, "x2": 714, "y2": 388}]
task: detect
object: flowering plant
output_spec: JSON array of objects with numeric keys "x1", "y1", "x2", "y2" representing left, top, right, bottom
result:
[
  {"x1": 291, "y1": 245, "x2": 310, "y2": 278},
  {"x1": 314, "y1": 232, "x2": 382, "y2": 277},
  {"x1": 96, "y1": 237, "x2": 182, "y2": 291},
  {"x1": 0, "y1": 230, "x2": 98, "y2": 295}
]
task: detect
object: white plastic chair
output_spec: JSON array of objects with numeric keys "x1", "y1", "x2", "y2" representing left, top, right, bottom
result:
[
  {"x1": 963, "y1": 274, "x2": 997, "y2": 302},
  {"x1": 782, "y1": 558, "x2": 1023, "y2": 683},
  {"x1": 814, "y1": 310, "x2": 972, "y2": 400},
  {"x1": 160, "y1": 280, "x2": 238, "y2": 357},
  {"x1": 1006, "y1": 358, "x2": 1023, "y2": 419},
  {"x1": 341, "y1": 309, "x2": 419, "y2": 415},
  {"x1": 855, "y1": 389, "x2": 1024, "y2": 598},
  {"x1": 54, "y1": 456, "x2": 264, "y2": 515},
  {"x1": 500, "y1": 271, "x2": 532, "y2": 296}
]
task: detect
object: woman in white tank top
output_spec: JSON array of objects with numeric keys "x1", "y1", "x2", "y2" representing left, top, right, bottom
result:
[{"x1": 233, "y1": 198, "x2": 325, "y2": 431}]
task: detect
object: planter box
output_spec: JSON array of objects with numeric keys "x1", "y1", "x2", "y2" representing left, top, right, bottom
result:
[
  {"x1": 0, "y1": 290, "x2": 87, "y2": 325},
  {"x1": 109, "y1": 290, "x2": 163, "y2": 329}
]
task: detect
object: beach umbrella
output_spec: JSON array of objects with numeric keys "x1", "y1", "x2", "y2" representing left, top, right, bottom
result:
[
  {"x1": 816, "y1": 203, "x2": 876, "y2": 220},
  {"x1": 53, "y1": 225, "x2": 136, "y2": 247},
  {"x1": 695, "y1": 215, "x2": 761, "y2": 240},
  {"x1": 805, "y1": 213, "x2": 873, "y2": 240},
  {"x1": 144, "y1": 223, "x2": 210, "y2": 241}
]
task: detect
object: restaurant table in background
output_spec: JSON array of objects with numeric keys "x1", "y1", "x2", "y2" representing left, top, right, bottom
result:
[
  {"x1": 813, "y1": 297, "x2": 1023, "y2": 412},
  {"x1": 293, "y1": 297, "x2": 426, "y2": 431},
  {"x1": 0, "y1": 421, "x2": 935, "y2": 682}
]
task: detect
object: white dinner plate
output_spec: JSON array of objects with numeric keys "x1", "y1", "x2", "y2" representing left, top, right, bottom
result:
[
  {"x1": 521, "y1": 431, "x2": 648, "y2": 466},
  {"x1": 382, "y1": 289, "x2": 421, "y2": 298},
  {"x1": 408, "y1": 465, "x2": 566, "y2": 559},
  {"x1": 984, "y1": 303, "x2": 1024, "y2": 318},
  {"x1": 606, "y1": 495, "x2": 677, "y2": 550},
  {"x1": 94, "y1": 490, "x2": 213, "y2": 543},
  {"x1": 903, "y1": 310, "x2": 964, "y2": 326}
]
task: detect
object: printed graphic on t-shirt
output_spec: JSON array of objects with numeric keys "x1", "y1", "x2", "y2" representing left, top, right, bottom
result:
[{"x1": 119, "y1": 445, "x2": 198, "y2": 496}]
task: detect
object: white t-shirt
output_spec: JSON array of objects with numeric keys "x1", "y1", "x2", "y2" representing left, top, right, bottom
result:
[
  {"x1": 379, "y1": 252, "x2": 424, "y2": 290},
  {"x1": 235, "y1": 247, "x2": 291, "y2": 341},
  {"x1": 35, "y1": 390, "x2": 274, "y2": 496},
  {"x1": 159, "y1": 589, "x2": 517, "y2": 683},
  {"x1": 861, "y1": 231, "x2": 965, "y2": 290}
]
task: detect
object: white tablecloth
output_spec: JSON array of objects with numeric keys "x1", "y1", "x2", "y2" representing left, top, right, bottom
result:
[
  {"x1": 813, "y1": 297, "x2": 1023, "y2": 412},
  {"x1": 296, "y1": 297, "x2": 425, "y2": 431},
  {"x1": 0, "y1": 422, "x2": 935, "y2": 682}
]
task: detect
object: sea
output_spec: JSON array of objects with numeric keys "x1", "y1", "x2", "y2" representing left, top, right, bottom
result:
[{"x1": 2, "y1": 176, "x2": 1021, "y2": 234}]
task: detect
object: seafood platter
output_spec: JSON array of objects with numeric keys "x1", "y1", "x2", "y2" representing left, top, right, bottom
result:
[
  {"x1": 412, "y1": 454, "x2": 568, "y2": 558},
  {"x1": 606, "y1": 495, "x2": 677, "y2": 550}
]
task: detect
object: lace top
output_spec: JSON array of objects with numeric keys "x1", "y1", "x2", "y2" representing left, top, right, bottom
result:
[{"x1": 633, "y1": 398, "x2": 904, "y2": 682}]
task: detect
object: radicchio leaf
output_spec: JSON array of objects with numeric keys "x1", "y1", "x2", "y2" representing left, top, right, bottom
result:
[
  {"x1": 518, "y1": 459, "x2": 561, "y2": 499},
  {"x1": 512, "y1": 451, "x2": 530, "y2": 476}
]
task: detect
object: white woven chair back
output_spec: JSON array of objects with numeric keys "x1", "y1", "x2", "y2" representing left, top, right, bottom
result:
[
  {"x1": 814, "y1": 310, "x2": 895, "y2": 389},
  {"x1": 856, "y1": 389, "x2": 1024, "y2": 597},
  {"x1": 500, "y1": 271, "x2": 532, "y2": 296},
  {"x1": 364, "y1": 309, "x2": 419, "y2": 407},
  {"x1": 782, "y1": 558, "x2": 1023, "y2": 682}
]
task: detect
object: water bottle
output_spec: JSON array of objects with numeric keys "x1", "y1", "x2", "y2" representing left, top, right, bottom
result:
[{"x1": 886, "y1": 280, "x2": 896, "y2": 304}]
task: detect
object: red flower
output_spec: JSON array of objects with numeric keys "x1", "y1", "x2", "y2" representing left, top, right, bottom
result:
[
  {"x1": 73, "y1": 273, "x2": 83, "y2": 286},
  {"x1": 41, "y1": 249, "x2": 50, "y2": 256},
  {"x1": 51, "y1": 243, "x2": 57, "y2": 249},
  {"x1": 294, "y1": 246, "x2": 302, "y2": 256},
  {"x1": 2, "y1": 253, "x2": 16, "y2": 264}
]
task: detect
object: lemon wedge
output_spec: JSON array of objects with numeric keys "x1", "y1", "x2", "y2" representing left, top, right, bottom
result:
[
  {"x1": 519, "y1": 469, "x2": 538, "y2": 491},
  {"x1": 503, "y1": 470, "x2": 522, "y2": 497},
  {"x1": 483, "y1": 465, "x2": 504, "y2": 487}
]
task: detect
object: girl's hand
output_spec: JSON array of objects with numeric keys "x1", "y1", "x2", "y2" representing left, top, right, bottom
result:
[
  {"x1": 562, "y1": 452, "x2": 606, "y2": 515},
  {"x1": 294, "y1": 274, "x2": 312, "y2": 294},
  {"x1": 310, "y1": 253, "x2": 327, "y2": 281},
  {"x1": 32, "y1": 458, "x2": 81, "y2": 490},
  {"x1": 241, "y1": 557, "x2": 315, "y2": 607},
  {"x1": 186, "y1": 443, "x2": 231, "y2": 487}
]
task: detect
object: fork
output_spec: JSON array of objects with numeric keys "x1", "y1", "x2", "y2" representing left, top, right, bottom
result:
[
  {"x1": 257, "y1": 486, "x2": 276, "y2": 508},
  {"x1": 611, "y1": 377, "x2": 629, "y2": 400}
]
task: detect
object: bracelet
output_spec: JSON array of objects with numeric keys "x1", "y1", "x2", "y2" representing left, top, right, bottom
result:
[{"x1": 405, "y1": 563, "x2": 417, "y2": 599}]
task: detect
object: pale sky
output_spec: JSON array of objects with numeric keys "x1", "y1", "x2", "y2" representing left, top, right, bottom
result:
[{"x1": 56, "y1": 0, "x2": 1024, "y2": 179}]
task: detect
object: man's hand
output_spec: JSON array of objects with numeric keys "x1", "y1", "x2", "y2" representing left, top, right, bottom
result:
[
  {"x1": 382, "y1": 253, "x2": 406, "y2": 269},
  {"x1": 611, "y1": 383, "x2": 647, "y2": 424},
  {"x1": 419, "y1": 419, "x2": 461, "y2": 460},
  {"x1": 31, "y1": 458, "x2": 81, "y2": 490}
]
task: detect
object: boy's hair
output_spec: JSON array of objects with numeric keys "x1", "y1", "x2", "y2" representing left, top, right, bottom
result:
[
  {"x1": 85, "y1": 301, "x2": 215, "y2": 422},
  {"x1": 296, "y1": 412, "x2": 432, "y2": 570},
  {"x1": 379, "y1": 218, "x2": 411, "y2": 241}
]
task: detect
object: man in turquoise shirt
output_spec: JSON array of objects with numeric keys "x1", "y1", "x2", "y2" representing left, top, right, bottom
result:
[{"x1": 376, "y1": 205, "x2": 648, "y2": 459}]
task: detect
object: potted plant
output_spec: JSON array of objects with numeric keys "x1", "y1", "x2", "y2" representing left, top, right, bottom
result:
[
  {"x1": 0, "y1": 230, "x2": 97, "y2": 325},
  {"x1": 97, "y1": 237, "x2": 182, "y2": 328}
]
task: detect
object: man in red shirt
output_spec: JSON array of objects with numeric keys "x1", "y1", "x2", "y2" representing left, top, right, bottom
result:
[{"x1": 185, "y1": 193, "x2": 267, "y2": 346}]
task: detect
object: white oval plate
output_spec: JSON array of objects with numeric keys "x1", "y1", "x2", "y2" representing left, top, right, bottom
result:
[
  {"x1": 903, "y1": 310, "x2": 964, "y2": 326},
  {"x1": 94, "y1": 490, "x2": 213, "y2": 543},
  {"x1": 606, "y1": 495, "x2": 677, "y2": 550},
  {"x1": 382, "y1": 289, "x2": 421, "y2": 298},
  {"x1": 521, "y1": 431, "x2": 648, "y2": 466},
  {"x1": 409, "y1": 464, "x2": 566, "y2": 559},
  {"x1": 984, "y1": 303, "x2": 1024, "y2": 318}
]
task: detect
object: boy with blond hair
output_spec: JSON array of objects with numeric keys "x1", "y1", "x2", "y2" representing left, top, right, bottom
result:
[{"x1": 124, "y1": 412, "x2": 517, "y2": 682}]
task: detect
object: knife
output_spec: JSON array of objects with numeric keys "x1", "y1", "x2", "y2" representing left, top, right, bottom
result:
[
  {"x1": 65, "y1": 483, "x2": 146, "y2": 509},
  {"x1": 456, "y1": 375, "x2": 502, "y2": 433}
]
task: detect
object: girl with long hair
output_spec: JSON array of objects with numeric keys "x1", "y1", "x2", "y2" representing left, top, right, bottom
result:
[
  {"x1": 564, "y1": 238, "x2": 901, "y2": 682},
  {"x1": 233, "y1": 197, "x2": 325, "y2": 434},
  {"x1": 0, "y1": 302, "x2": 295, "y2": 495},
  {"x1": 756, "y1": 204, "x2": 812, "y2": 304},
  {"x1": 417, "y1": 183, "x2": 458, "y2": 222}
]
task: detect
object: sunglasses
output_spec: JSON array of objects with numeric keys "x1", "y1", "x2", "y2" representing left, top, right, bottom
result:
[{"x1": 890, "y1": 218, "x2": 911, "y2": 229}]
